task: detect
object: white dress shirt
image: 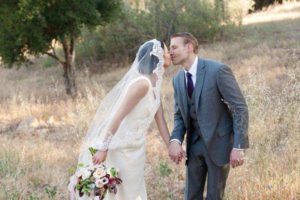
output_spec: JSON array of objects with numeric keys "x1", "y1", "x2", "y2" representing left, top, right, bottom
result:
[{"x1": 184, "y1": 56, "x2": 198, "y2": 87}]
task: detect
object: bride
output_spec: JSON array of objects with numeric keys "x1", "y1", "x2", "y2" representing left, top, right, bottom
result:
[{"x1": 68, "y1": 39, "x2": 173, "y2": 200}]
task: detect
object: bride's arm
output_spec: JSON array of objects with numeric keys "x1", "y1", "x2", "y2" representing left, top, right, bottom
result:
[
  {"x1": 93, "y1": 78, "x2": 150, "y2": 164},
  {"x1": 154, "y1": 104, "x2": 170, "y2": 148}
]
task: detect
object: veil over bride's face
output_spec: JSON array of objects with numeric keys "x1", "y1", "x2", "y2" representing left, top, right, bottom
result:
[{"x1": 137, "y1": 40, "x2": 169, "y2": 75}]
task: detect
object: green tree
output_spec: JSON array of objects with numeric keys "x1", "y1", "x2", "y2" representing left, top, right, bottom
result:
[
  {"x1": 252, "y1": 0, "x2": 283, "y2": 11},
  {"x1": 0, "y1": 0, "x2": 121, "y2": 96},
  {"x1": 215, "y1": 0, "x2": 225, "y2": 23}
]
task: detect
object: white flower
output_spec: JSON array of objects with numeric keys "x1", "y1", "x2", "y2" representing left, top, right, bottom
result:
[
  {"x1": 88, "y1": 163, "x2": 105, "y2": 171},
  {"x1": 95, "y1": 164, "x2": 106, "y2": 170},
  {"x1": 93, "y1": 167, "x2": 106, "y2": 179},
  {"x1": 75, "y1": 168, "x2": 91, "y2": 179},
  {"x1": 81, "y1": 169, "x2": 92, "y2": 180},
  {"x1": 88, "y1": 165, "x2": 96, "y2": 171},
  {"x1": 75, "y1": 169, "x2": 84, "y2": 178}
]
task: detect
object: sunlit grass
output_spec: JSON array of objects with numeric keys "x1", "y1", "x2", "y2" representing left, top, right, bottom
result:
[{"x1": 0, "y1": 2, "x2": 299, "y2": 199}]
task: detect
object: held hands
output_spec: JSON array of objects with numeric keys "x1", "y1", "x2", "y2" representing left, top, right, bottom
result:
[
  {"x1": 92, "y1": 150, "x2": 108, "y2": 165},
  {"x1": 168, "y1": 142, "x2": 185, "y2": 164},
  {"x1": 230, "y1": 149, "x2": 245, "y2": 168}
]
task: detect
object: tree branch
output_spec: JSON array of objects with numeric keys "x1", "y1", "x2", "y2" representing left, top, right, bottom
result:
[{"x1": 44, "y1": 52, "x2": 64, "y2": 65}]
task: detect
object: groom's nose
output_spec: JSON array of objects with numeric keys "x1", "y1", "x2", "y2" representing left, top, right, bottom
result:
[{"x1": 170, "y1": 51, "x2": 175, "y2": 57}]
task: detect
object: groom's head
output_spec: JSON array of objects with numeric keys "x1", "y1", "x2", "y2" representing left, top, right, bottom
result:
[{"x1": 170, "y1": 32, "x2": 199, "y2": 65}]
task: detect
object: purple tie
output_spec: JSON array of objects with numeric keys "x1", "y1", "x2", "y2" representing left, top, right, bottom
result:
[{"x1": 186, "y1": 72, "x2": 194, "y2": 98}]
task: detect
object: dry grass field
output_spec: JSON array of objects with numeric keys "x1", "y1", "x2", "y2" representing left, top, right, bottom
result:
[{"x1": 0, "y1": 2, "x2": 299, "y2": 200}]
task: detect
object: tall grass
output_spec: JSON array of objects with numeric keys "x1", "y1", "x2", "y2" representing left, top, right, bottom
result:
[{"x1": 0, "y1": 2, "x2": 299, "y2": 199}]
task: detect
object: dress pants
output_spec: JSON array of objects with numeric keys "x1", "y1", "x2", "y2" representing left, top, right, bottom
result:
[{"x1": 185, "y1": 138, "x2": 230, "y2": 200}]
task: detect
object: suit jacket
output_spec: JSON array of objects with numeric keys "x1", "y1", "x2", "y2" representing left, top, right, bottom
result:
[{"x1": 170, "y1": 57, "x2": 249, "y2": 166}]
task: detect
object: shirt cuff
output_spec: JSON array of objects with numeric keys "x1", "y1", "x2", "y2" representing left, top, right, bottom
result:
[
  {"x1": 233, "y1": 148, "x2": 244, "y2": 150},
  {"x1": 169, "y1": 139, "x2": 182, "y2": 145}
]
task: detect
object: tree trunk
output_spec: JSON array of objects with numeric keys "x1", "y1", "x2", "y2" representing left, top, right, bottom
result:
[
  {"x1": 63, "y1": 61, "x2": 77, "y2": 97},
  {"x1": 62, "y1": 37, "x2": 77, "y2": 97},
  {"x1": 46, "y1": 37, "x2": 77, "y2": 97}
]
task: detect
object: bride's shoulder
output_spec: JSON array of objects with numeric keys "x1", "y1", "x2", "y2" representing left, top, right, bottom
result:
[
  {"x1": 127, "y1": 76, "x2": 151, "y2": 94},
  {"x1": 129, "y1": 76, "x2": 152, "y2": 87}
]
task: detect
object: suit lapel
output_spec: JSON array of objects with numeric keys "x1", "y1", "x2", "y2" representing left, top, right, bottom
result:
[
  {"x1": 194, "y1": 58, "x2": 206, "y2": 111},
  {"x1": 178, "y1": 70, "x2": 188, "y2": 117}
]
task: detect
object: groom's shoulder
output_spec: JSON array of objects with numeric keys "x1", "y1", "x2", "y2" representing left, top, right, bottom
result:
[
  {"x1": 202, "y1": 58, "x2": 228, "y2": 74},
  {"x1": 202, "y1": 58, "x2": 225, "y2": 70}
]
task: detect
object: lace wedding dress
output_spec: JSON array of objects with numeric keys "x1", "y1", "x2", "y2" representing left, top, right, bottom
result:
[
  {"x1": 68, "y1": 39, "x2": 165, "y2": 200},
  {"x1": 104, "y1": 76, "x2": 160, "y2": 200}
]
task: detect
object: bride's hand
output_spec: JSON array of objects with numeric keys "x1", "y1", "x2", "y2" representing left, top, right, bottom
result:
[{"x1": 92, "y1": 150, "x2": 108, "y2": 165}]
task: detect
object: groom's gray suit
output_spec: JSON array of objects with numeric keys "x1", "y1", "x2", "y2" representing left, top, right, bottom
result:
[{"x1": 170, "y1": 57, "x2": 249, "y2": 200}]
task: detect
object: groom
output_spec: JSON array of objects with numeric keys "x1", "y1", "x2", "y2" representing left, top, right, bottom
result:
[{"x1": 168, "y1": 32, "x2": 249, "y2": 200}]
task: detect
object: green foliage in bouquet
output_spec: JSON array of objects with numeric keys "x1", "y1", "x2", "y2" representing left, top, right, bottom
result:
[
  {"x1": 75, "y1": 177, "x2": 94, "y2": 196},
  {"x1": 77, "y1": 163, "x2": 85, "y2": 168},
  {"x1": 89, "y1": 147, "x2": 98, "y2": 156},
  {"x1": 107, "y1": 167, "x2": 118, "y2": 177}
]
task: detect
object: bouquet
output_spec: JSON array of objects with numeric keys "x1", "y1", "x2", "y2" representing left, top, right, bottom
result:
[{"x1": 75, "y1": 147, "x2": 122, "y2": 199}]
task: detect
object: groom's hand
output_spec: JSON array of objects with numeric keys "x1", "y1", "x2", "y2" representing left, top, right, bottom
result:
[
  {"x1": 168, "y1": 141, "x2": 184, "y2": 164},
  {"x1": 230, "y1": 149, "x2": 245, "y2": 168}
]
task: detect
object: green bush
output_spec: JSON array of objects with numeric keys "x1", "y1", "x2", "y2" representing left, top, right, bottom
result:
[
  {"x1": 75, "y1": 0, "x2": 254, "y2": 68},
  {"x1": 253, "y1": 0, "x2": 283, "y2": 10}
]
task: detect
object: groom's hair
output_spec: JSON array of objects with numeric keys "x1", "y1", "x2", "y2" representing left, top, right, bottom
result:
[{"x1": 171, "y1": 32, "x2": 199, "y2": 54}]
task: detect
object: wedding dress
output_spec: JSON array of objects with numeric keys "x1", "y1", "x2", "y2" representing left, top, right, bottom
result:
[
  {"x1": 68, "y1": 39, "x2": 165, "y2": 200},
  {"x1": 104, "y1": 76, "x2": 160, "y2": 200}
]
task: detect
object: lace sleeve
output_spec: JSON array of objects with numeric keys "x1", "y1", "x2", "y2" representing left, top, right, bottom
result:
[{"x1": 91, "y1": 131, "x2": 114, "y2": 151}]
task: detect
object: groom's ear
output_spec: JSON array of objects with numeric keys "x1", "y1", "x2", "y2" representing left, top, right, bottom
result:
[{"x1": 187, "y1": 42, "x2": 194, "y2": 53}]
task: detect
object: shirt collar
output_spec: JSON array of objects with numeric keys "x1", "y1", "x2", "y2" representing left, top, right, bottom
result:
[{"x1": 184, "y1": 56, "x2": 198, "y2": 77}]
